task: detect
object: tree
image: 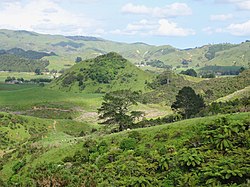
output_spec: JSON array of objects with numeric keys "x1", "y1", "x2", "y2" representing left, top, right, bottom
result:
[
  {"x1": 180, "y1": 69, "x2": 197, "y2": 77},
  {"x1": 171, "y1": 87, "x2": 205, "y2": 119},
  {"x1": 98, "y1": 90, "x2": 142, "y2": 131},
  {"x1": 75, "y1": 57, "x2": 82, "y2": 63},
  {"x1": 34, "y1": 68, "x2": 41, "y2": 75}
]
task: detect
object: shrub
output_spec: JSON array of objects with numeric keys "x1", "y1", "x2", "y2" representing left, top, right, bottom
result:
[{"x1": 120, "y1": 138, "x2": 137, "y2": 150}]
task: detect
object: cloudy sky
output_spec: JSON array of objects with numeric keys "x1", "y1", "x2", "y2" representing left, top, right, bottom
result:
[{"x1": 0, "y1": 0, "x2": 249, "y2": 48}]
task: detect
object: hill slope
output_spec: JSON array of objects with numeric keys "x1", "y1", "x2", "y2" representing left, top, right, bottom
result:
[
  {"x1": 0, "y1": 29, "x2": 249, "y2": 71},
  {"x1": 0, "y1": 112, "x2": 249, "y2": 186},
  {"x1": 49, "y1": 52, "x2": 153, "y2": 93},
  {"x1": 143, "y1": 69, "x2": 250, "y2": 104}
]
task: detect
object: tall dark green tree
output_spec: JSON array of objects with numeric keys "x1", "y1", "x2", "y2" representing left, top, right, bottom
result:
[
  {"x1": 171, "y1": 86, "x2": 205, "y2": 119},
  {"x1": 98, "y1": 90, "x2": 142, "y2": 131}
]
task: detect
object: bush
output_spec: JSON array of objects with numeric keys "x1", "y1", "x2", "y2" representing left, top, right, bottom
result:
[
  {"x1": 120, "y1": 138, "x2": 137, "y2": 150},
  {"x1": 128, "y1": 131, "x2": 141, "y2": 142}
]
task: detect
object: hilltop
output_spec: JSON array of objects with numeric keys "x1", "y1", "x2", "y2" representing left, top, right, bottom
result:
[
  {"x1": 0, "y1": 29, "x2": 249, "y2": 71},
  {"x1": 49, "y1": 52, "x2": 153, "y2": 93}
]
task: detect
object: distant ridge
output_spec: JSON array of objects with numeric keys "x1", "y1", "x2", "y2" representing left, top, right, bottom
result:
[{"x1": 0, "y1": 29, "x2": 249, "y2": 71}]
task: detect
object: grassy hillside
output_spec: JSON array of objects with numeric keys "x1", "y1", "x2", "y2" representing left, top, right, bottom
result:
[
  {"x1": 217, "y1": 86, "x2": 250, "y2": 102},
  {"x1": 0, "y1": 112, "x2": 249, "y2": 186},
  {"x1": 49, "y1": 52, "x2": 153, "y2": 93},
  {"x1": 0, "y1": 29, "x2": 249, "y2": 72},
  {"x1": 144, "y1": 69, "x2": 250, "y2": 104}
]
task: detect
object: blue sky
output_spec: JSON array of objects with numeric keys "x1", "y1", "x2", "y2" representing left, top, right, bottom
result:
[{"x1": 0, "y1": 0, "x2": 249, "y2": 48}]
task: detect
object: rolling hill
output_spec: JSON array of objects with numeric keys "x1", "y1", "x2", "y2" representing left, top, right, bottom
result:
[
  {"x1": 49, "y1": 52, "x2": 153, "y2": 93},
  {"x1": 0, "y1": 29, "x2": 249, "y2": 71},
  {"x1": 142, "y1": 69, "x2": 250, "y2": 104},
  {"x1": 0, "y1": 111, "x2": 249, "y2": 186}
]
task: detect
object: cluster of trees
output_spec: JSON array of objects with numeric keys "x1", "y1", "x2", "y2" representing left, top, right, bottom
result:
[
  {"x1": 98, "y1": 87, "x2": 205, "y2": 131},
  {"x1": 0, "y1": 48, "x2": 56, "y2": 60},
  {"x1": 180, "y1": 69, "x2": 197, "y2": 77},
  {"x1": 61, "y1": 52, "x2": 134, "y2": 90},
  {"x1": 0, "y1": 54, "x2": 49, "y2": 72},
  {"x1": 145, "y1": 60, "x2": 172, "y2": 69},
  {"x1": 88, "y1": 53, "x2": 126, "y2": 84},
  {"x1": 200, "y1": 66, "x2": 245, "y2": 76},
  {"x1": 5, "y1": 76, "x2": 51, "y2": 84}
]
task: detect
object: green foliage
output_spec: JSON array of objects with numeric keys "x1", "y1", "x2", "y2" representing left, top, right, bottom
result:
[
  {"x1": 171, "y1": 86, "x2": 205, "y2": 118},
  {"x1": 98, "y1": 89, "x2": 142, "y2": 131},
  {"x1": 2, "y1": 47, "x2": 55, "y2": 59},
  {"x1": 75, "y1": 56, "x2": 82, "y2": 63},
  {"x1": 120, "y1": 138, "x2": 137, "y2": 150},
  {"x1": 200, "y1": 96, "x2": 250, "y2": 116},
  {"x1": 12, "y1": 159, "x2": 26, "y2": 174},
  {"x1": 202, "y1": 73, "x2": 215, "y2": 78},
  {"x1": 145, "y1": 69, "x2": 250, "y2": 105},
  {"x1": 1, "y1": 112, "x2": 250, "y2": 186},
  {"x1": 87, "y1": 52, "x2": 126, "y2": 84},
  {"x1": 146, "y1": 59, "x2": 172, "y2": 69},
  {"x1": 50, "y1": 52, "x2": 152, "y2": 93},
  {"x1": 180, "y1": 68, "x2": 197, "y2": 77},
  {"x1": 199, "y1": 65, "x2": 243, "y2": 76},
  {"x1": 0, "y1": 54, "x2": 49, "y2": 72}
]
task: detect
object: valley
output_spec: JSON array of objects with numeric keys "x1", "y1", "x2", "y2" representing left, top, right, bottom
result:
[{"x1": 0, "y1": 29, "x2": 249, "y2": 187}]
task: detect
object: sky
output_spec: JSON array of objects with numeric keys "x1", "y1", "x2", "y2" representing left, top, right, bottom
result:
[{"x1": 0, "y1": 0, "x2": 249, "y2": 48}]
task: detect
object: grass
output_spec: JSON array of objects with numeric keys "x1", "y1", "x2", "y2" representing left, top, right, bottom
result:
[
  {"x1": 216, "y1": 85, "x2": 250, "y2": 102},
  {"x1": 1, "y1": 29, "x2": 249, "y2": 73},
  {"x1": 180, "y1": 74, "x2": 204, "y2": 83},
  {"x1": 0, "y1": 72, "x2": 52, "y2": 83},
  {"x1": 0, "y1": 84, "x2": 103, "y2": 111}
]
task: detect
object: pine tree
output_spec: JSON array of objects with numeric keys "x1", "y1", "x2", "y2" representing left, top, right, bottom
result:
[{"x1": 171, "y1": 86, "x2": 205, "y2": 119}]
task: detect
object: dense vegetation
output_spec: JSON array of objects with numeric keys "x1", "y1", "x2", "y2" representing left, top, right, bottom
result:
[
  {"x1": 0, "y1": 54, "x2": 49, "y2": 72},
  {"x1": 1, "y1": 112, "x2": 249, "y2": 186},
  {"x1": 199, "y1": 66, "x2": 244, "y2": 76},
  {"x1": 145, "y1": 60, "x2": 172, "y2": 69},
  {"x1": 180, "y1": 69, "x2": 197, "y2": 77},
  {"x1": 0, "y1": 48, "x2": 56, "y2": 60},
  {"x1": 144, "y1": 69, "x2": 250, "y2": 104},
  {"x1": 0, "y1": 29, "x2": 250, "y2": 186}
]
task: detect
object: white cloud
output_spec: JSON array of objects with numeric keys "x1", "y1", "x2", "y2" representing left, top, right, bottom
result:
[
  {"x1": 202, "y1": 27, "x2": 223, "y2": 34},
  {"x1": 210, "y1": 14, "x2": 233, "y2": 21},
  {"x1": 0, "y1": 0, "x2": 97, "y2": 35},
  {"x1": 202, "y1": 27, "x2": 214, "y2": 35},
  {"x1": 216, "y1": 0, "x2": 250, "y2": 10},
  {"x1": 111, "y1": 19, "x2": 195, "y2": 37},
  {"x1": 121, "y1": 3, "x2": 192, "y2": 18},
  {"x1": 227, "y1": 20, "x2": 250, "y2": 36},
  {"x1": 157, "y1": 19, "x2": 195, "y2": 36}
]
